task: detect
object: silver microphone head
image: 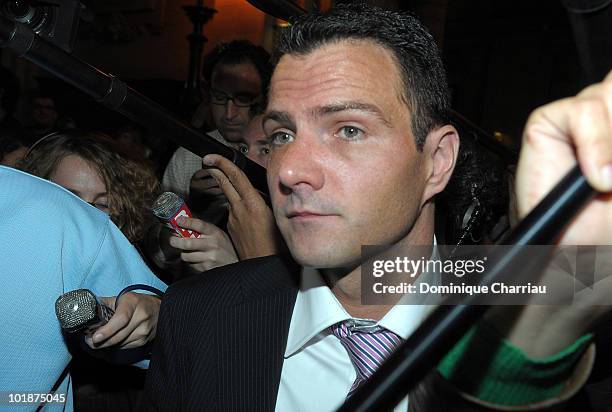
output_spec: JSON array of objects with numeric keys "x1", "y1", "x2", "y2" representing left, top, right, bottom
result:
[
  {"x1": 55, "y1": 289, "x2": 113, "y2": 333},
  {"x1": 152, "y1": 192, "x2": 183, "y2": 220}
]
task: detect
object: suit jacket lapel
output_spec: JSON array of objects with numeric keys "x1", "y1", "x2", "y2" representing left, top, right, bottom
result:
[{"x1": 215, "y1": 255, "x2": 299, "y2": 411}]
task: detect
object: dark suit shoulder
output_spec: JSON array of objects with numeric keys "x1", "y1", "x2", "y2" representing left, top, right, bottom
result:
[
  {"x1": 147, "y1": 254, "x2": 300, "y2": 411},
  {"x1": 163, "y1": 254, "x2": 299, "y2": 315}
]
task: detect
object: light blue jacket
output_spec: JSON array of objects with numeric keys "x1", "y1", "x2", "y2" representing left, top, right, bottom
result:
[{"x1": 0, "y1": 166, "x2": 167, "y2": 411}]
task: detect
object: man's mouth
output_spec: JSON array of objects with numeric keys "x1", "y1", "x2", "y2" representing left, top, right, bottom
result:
[{"x1": 287, "y1": 210, "x2": 336, "y2": 220}]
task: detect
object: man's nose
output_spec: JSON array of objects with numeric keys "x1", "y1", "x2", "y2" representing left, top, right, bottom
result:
[
  {"x1": 224, "y1": 100, "x2": 238, "y2": 119},
  {"x1": 274, "y1": 135, "x2": 325, "y2": 193}
]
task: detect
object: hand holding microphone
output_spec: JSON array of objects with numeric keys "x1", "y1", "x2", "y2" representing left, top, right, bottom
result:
[
  {"x1": 152, "y1": 192, "x2": 201, "y2": 238},
  {"x1": 169, "y1": 216, "x2": 238, "y2": 273},
  {"x1": 55, "y1": 288, "x2": 162, "y2": 349},
  {"x1": 152, "y1": 191, "x2": 238, "y2": 274},
  {"x1": 55, "y1": 289, "x2": 114, "y2": 334}
]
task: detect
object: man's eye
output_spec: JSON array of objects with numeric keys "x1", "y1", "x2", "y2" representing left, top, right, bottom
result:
[
  {"x1": 239, "y1": 145, "x2": 249, "y2": 154},
  {"x1": 270, "y1": 132, "x2": 294, "y2": 145},
  {"x1": 337, "y1": 126, "x2": 364, "y2": 141},
  {"x1": 261, "y1": 147, "x2": 270, "y2": 155}
]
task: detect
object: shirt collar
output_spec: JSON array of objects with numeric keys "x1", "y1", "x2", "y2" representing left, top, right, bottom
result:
[
  {"x1": 284, "y1": 266, "x2": 351, "y2": 357},
  {"x1": 285, "y1": 267, "x2": 437, "y2": 357},
  {"x1": 377, "y1": 301, "x2": 436, "y2": 340},
  {"x1": 208, "y1": 129, "x2": 228, "y2": 144},
  {"x1": 383, "y1": 236, "x2": 439, "y2": 334}
]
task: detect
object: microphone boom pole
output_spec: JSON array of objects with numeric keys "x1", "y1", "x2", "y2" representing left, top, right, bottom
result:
[
  {"x1": 0, "y1": 15, "x2": 269, "y2": 198},
  {"x1": 340, "y1": 166, "x2": 596, "y2": 411}
]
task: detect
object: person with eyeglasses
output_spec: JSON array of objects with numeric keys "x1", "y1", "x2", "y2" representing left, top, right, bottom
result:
[
  {"x1": 150, "y1": 41, "x2": 277, "y2": 282},
  {"x1": 208, "y1": 85, "x2": 261, "y2": 142},
  {"x1": 161, "y1": 40, "x2": 272, "y2": 212}
]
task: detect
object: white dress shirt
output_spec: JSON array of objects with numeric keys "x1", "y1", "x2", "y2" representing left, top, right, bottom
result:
[
  {"x1": 162, "y1": 129, "x2": 238, "y2": 198},
  {"x1": 275, "y1": 266, "x2": 436, "y2": 412}
]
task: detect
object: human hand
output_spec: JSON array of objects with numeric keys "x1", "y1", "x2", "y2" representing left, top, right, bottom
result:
[
  {"x1": 190, "y1": 168, "x2": 224, "y2": 197},
  {"x1": 516, "y1": 71, "x2": 612, "y2": 245},
  {"x1": 203, "y1": 154, "x2": 282, "y2": 259},
  {"x1": 169, "y1": 216, "x2": 238, "y2": 272},
  {"x1": 157, "y1": 224, "x2": 181, "y2": 262},
  {"x1": 87, "y1": 292, "x2": 161, "y2": 350},
  {"x1": 488, "y1": 72, "x2": 612, "y2": 358}
]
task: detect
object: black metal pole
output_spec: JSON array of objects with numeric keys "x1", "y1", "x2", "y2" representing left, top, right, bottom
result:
[
  {"x1": 339, "y1": 166, "x2": 596, "y2": 411},
  {"x1": 246, "y1": 0, "x2": 307, "y2": 21},
  {"x1": 0, "y1": 15, "x2": 269, "y2": 198}
]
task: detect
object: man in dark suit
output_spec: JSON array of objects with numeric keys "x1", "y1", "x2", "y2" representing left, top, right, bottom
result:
[{"x1": 143, "y1": 3, "x2": 612, "y2": 411}]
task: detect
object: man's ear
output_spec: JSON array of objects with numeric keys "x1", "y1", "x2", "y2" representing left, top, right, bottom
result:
[{"x1": 420, "y1": 124, "x2": 460, "y2": 206}]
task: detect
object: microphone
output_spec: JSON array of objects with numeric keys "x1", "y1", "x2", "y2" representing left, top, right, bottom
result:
[
  {"x1": 55, "y1": 289, "x2": 114, "y2": 333},
  {"x1": 55, "y1": 287, "x2": 159, "y2": 364},
  {"x1": 152, "y1": 192, "x2": 201, "y2": 238}
]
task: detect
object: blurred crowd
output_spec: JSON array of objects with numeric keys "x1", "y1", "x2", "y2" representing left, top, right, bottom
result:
[{"x1": 2, "y1": 40, "x2": 285, "y2": 411}]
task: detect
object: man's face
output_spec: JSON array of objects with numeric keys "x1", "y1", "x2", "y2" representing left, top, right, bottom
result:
[
  {"x1": 265, "y1": 40, "x2": 428, "y2": 269},
  {"x1": 32, "y1": 97, "x2": 58, "y2": 129},
  {"x1": 209, "y1": 62, "x2": 262, "y2": 142},
  {"x1": 243, "y1": 114, "x2": 270, "y2": 167}
]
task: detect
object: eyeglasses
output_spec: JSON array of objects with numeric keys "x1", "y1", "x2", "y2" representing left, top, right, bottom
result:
[{"x1": 209, "y1": 89, "x2": 258, "y2": 107}]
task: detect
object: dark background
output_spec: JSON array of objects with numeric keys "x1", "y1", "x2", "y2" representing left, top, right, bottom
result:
[{"x1": 2, "y1": 0, "x2": 611, "y2": 152}]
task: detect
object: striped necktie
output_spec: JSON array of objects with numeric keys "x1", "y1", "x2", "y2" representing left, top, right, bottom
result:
[{"x1": 330, "y1": 320, "x2": 403, "y2": 397}]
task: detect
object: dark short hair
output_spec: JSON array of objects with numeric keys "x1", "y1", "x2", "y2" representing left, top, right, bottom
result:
[
  {"x1": 276, "y1": 3, "x2": 450, "y2": 150},
  {"x1": 202, "y1": 40, "x2": 273, "y2": 94}
]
